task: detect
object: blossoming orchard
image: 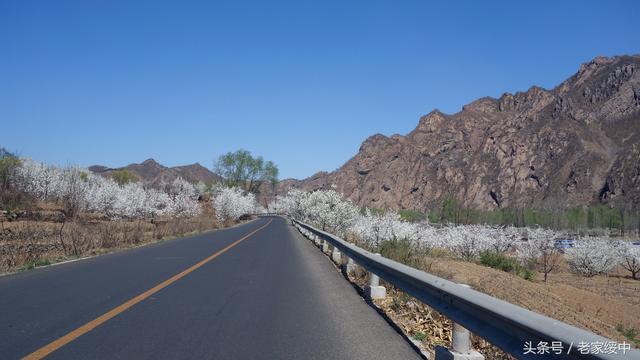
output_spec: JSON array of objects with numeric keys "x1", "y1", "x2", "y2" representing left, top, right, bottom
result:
[
  {"x1": 9, "y1": 156, "x2": 640, "y2": 281},
  {"x1": 12, "y1": 158, "x2": 259, "y2": 223},
  {"x1": 15, "y1": 159, "x2": 202, "y2": 219},
  {"x1": 269, "y1": 189, "x2": 640, "y2": 281}
]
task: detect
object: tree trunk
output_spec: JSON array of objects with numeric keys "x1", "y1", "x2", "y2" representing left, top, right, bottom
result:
[{"x1": 58, "y1": 219, "x2": 67, "y2": 254}]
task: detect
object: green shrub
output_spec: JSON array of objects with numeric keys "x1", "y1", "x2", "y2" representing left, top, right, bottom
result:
[
  {"x1": 20, "y1": 258, "x2": 52, "y2": 271},
  {"x1": 399, "y1": 209, "x2": 428, "y2": 222},
  {"x1": 412, "y1": 331, "x2": 427, "y2": 341},
  {"x1": 480, "y1": 251, "x2": 516, "y2": 271},
  {"x1": 0, "y1": 149, "x2": 21, "y2": 190},
  {"x1": 361, "y1": 207, "x2": 384, "y2": 215},
  {"x1": 111, "y1": 169, "x2": 139, "y2": 185},
  {"x1": 480, "y1": 250, "x2": 533, "y2": 280},
  {"x1": 521, "y1": 268, "x2": 534, "y2": 281},
  {"x1": 427, "y1": 211, "x2": 439, "y2": 224},
  {"x1": 616, "y1": 324, "x2": 640, "y2": 347},
  {"x1": 0, "y1": 148, "x2": 31, "y2": 212}
]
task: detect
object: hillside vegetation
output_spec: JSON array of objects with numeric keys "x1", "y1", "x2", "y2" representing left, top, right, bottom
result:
[{"x1": 0, "y1": 149, "x2": 261, "y2": 273}]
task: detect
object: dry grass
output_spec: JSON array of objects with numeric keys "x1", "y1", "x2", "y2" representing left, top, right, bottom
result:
[
  {"x1": 0, "y1": 203, "x2": 228, "y2": 273},
  {"x1": 426, "y1": 258, "x2": 640, "y2": 340}
]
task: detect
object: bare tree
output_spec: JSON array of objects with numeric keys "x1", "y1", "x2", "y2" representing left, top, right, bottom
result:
[
  {"x1": 517, "y1": 228, "x2": 562, "y2": 282},
  {"x1": 621, "y1": 244, "x2": 640, "y2": 280}
]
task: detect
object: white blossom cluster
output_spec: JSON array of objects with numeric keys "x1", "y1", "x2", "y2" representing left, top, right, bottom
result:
[
  {"x1": 272, "y1": 190, "x2": 521, "y2": 255},
  {"x1": 270, "y1": 189, "x2": 359, "y2": 236},
  {"x1": 212, "y1": 186, "x2": 258, "y2": 221},
  {"x1": 268, "y1": 189, "x2": 307, "y2": 219},
  {"x1": 16, "y1": 158, "x2": 201, "y2": 219},
  {"x1": 620, "y1": 244, "x2": 640, "y2": 280},
  {"x1": 515, "y1": 228, "x2": 560, "y2": 264},
  {"x1": 350, "y1": 213, "x2": 527, "y2": 261},
  {"x1": 350, "y1": 210, "x2": 422, "y2": 248},
  {"x1": 299, "y1": 190, "x2": 359, "y2": 236},
  {"x1": 272, "y1": 189, "x2": 640, "y2": 279},
  {"x1": 564, "y1": 238, "x2": 625, "y2": 277}
]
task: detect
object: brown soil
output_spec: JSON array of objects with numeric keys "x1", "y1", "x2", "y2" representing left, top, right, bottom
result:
[
  {"x1": 0, "y1": 201, "x2": 233, "y2": 273},
  {"x1": 427, "y1": 258, "x2": 640, "y2": 341}
]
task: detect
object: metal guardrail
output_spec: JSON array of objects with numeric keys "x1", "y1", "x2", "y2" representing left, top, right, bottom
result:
[
  {"x1": 291, "y1": 217, "x2": 640, "y2": 360},
  {"x1": 256, "y1": 212, "x2": 284, "y2": 217}
]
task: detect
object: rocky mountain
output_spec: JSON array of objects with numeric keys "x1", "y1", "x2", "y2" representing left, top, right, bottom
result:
[
  {"x1": 280, "y1": 55, "x2": 640, "y2": 211},
  {"x1": 89, "y1": 159, "x2": 221, "y2": 187},
  {"x1": 172, "y1": 163, "x2": 221, "y2": 185}
]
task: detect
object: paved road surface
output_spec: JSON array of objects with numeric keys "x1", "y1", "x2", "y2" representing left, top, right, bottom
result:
[{"x1": 0, "y1": 216, "x2": 421, "y2": 359}]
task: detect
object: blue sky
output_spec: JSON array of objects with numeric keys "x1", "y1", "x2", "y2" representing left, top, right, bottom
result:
[{"x1": 1, "y1": 0, "x2": 638, "y2": 179}]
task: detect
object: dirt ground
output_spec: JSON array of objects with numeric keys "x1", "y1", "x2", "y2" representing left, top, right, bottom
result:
[
  {"x1": 0, "y1": 202, "x2": 229, "y2": 273},
  {"x1": 427, "y1": 258, "x2": 640, "y2": 341}
]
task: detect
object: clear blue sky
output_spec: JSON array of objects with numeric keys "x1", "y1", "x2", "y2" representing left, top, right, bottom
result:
[{"x1": 1, "y1": 0, "x2": 638, "y2": 179}]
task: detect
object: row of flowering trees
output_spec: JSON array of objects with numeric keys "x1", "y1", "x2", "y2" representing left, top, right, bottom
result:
[
  {"x1": 13, "y1": 158, "x2": 265, "y2": 223},
  {"x1": 270, "y1": 189, "x2": 640, "y2": 280},
  {"x1": 15, "y1": 158, "x2": 202, "y2": 219}
]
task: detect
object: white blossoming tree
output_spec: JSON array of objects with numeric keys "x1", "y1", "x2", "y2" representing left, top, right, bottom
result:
[
  {"x1": 350, "y1": 210, "x2": 423, "y2": 248},
  {"x1": 440, "y1": 225, "x2": 492, "y2": 261},
  {"x1": 299, "y1": 190, "x2": 358, "y2": 236},
  {"x1": 620, "y1": 243, "x2": 640, "y2": 280},
  {"x1": 490, "y1": 226, "x2": 521, "y2": 254},
  {"x1": 278, "y1": 189, "x2": 310, "y2": 221},
  {"x1": 515, "y1": 228, "x2": 562, "y2": 281},
  {"x1": 15, "y1": 158, "x2": 202, "y2": 219},
  {"x1": 565, "y1": 238, "x2": 621, "y2": 277},
  {"x1": 213, "y1": 187, "x2": 256, "y2": 222},
  {"x1": 164, "y1": 178, "x2": 201, "y2": 218}
]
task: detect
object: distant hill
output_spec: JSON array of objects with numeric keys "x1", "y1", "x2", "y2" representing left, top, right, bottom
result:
[
  {"x1": 89, "y1": 159, "x2": 221, "y2": 187},
  {"x1": 172, "y1": 163, "x2": 221, "y2": 185},
  {"x1": 278, "y1": 55, "x2": 640, "y2": 211}
]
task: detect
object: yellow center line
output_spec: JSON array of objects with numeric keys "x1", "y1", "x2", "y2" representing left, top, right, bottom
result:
[{"x1": 23, "y1": 218, "x2": 273, "y2": 360}]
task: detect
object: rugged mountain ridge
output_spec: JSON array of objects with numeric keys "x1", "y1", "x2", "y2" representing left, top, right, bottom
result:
[
  {"x1": 281, "y1": 55, "x2": 640, "y2": 211},
  {"x1": 89, "y1": 159, "x2": 221, "y2": 187}
]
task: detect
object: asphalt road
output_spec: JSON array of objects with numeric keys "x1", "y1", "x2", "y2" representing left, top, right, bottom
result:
[{"x1": 0, "y1": 216, "x2": 421, "y2": 359}]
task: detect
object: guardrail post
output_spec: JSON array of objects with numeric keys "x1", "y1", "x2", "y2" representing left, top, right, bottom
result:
[
  {"x1": 331, "y1": 246, "x2": 341, "y2": 264},
  {"x1": 365, "y1": 254, "x2": 386, "y2": 300},
  {"x1": 322, "y1": 240, "x2": 330, "y2": 254},
  {"x1": 341, "y1": 256, "x2": 356, "y2": 276},
  {"x1": 435, "y1": 284, "x2": 484, "y2": 360}
]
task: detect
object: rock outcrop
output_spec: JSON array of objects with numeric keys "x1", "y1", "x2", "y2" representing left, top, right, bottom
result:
[
  {"x1": 89, "y1": 159, "x2": 221, "y2": 187},
  {"x1": 281, "y1": 55, "x2": 640, "y2": 211}
]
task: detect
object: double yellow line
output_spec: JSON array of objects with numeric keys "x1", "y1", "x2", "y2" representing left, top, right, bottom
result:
[{"x1": 23, "y1": 219, "x2": 273, "y2": 360}]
